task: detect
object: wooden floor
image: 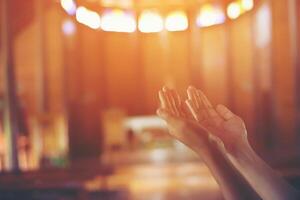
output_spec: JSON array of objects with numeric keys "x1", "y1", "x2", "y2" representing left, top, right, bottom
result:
[
  {"x1": 1, "y1": 148, "x2": 300, "y2": 200},
  {"x1": 99, "y1": 148, "x2": 222, "y2": 200}
]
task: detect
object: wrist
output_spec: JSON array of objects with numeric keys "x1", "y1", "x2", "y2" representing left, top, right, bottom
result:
[
  {"x1": 193, "y1": 144, "x2": 211, "y2": 157},
  {"x1": 226, "y1": 140, "x2": 257, "y2": 171},
  {"x1": 226, "y1": 139, "x2": 252, "y2": 157}
]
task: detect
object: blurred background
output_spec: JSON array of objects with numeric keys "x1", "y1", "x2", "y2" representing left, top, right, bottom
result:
[{"x1": 0, "y1": 0, "x2": 300, "y2": 199}]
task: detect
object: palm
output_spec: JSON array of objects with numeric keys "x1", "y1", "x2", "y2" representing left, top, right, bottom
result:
[
  {"x1": 165, "y1": 116, "x2": 210, "y2": 151},
  {"x1": 223, "y1": 117, "x2": 246, "y2": 139},
  {"x1": 185, "y1": 87, "x2": 248, "y2": 151},
  {"x1": 158, "y1": 86, "x2": 249, "y2": 152},
  {"x1": 209, "y1": 116, "x2": 247, "y2": 147},
  {"x1": 158, "y1": 88, "x2": 210, "y2": 150}
]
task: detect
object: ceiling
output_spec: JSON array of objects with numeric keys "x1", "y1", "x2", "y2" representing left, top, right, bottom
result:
[{"x1": 77, "y1": 0, "x2": 226, "y2": 9}]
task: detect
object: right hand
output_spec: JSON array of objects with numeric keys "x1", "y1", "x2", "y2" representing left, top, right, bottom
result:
[{"x1": 185, "y1": 86, "x2": 250, "y2": 154}]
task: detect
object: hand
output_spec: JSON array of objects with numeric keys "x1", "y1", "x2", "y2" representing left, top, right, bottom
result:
[
  {"x1": 157, "y1": 87, "x2": 210, "y2": 152},
  {"x1": 185, "y1": 86, "x2": 249, "y2": 153}
]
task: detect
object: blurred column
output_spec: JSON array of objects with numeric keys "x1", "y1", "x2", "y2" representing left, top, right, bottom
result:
[
  {"x1": 297, "y1": 1, "x2": 300, "y2": 136},
  {"x1": 252, "y1": 1, "x2": 274, "y2": 154},
  {"x1": 270, "y1": 0, "x2": 297, "y2": 151},
  {"x1": 1, "y1": 0, "x2": 19, "y2": 171},
  {"x1": 188, "y1": 10, "x2": 202, "y2": 88},
  {"x1": 63, "y1": 21, "x2": 105, "y2": 162},
  {"x1": 35, "y1": 0, "x2": 48, "y2": 112},
  {"x1": 227, "y1": 12, "x2": 256, "y2": 151},
  {"x1": 291, "y1": 0, "x2": 300, "y2": 140}
]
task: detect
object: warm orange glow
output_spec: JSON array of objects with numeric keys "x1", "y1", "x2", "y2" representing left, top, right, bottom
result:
[
  {"x1": 60, "y1": 0, "x2": 77, "y2": 15},
  {"x1": 101, "y1": 9, "x2": 136, "y2": 33},
  {"x1": 241, "y1": 0, "x2": 254, "y2": 11},
  {"x1": 76, "y1": 6, "x2": 101, "y2": 29},
  {"x1": 138, "y1": 10, "x2": 164, "y2": 33},
  {"x1": 196, "y1": 4, "x2": 225, "y2": 27},
  {"x1": 227, "y1": 2, "x2": 241, "y2": 19},
  {"x1": 165, "y1": 11, "x2": 188, "y2": 32}
]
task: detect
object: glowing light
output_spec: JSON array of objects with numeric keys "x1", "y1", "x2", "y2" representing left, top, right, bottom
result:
[
  {"x1": 255, "y1": 3, "x2": 271, "y2": 48},
  {"x1": 227, "y1": 2, "x2": 241, "y2": 19},
  {"x1": 60, "y1": 0, "x2": 77, "y2": 15},
  {"x1": 101, "y1": 9, "x2": 136, "y2": 33},
  {"x1": 241, "y1": 0, "x2": 254, "y2": 11},
  {"x1": 62, "y1": 19, "x2": 76, "y2": 35},
  {"x1": 101, "y1": 0, "x2": 133, "y2": 8},
  {"x1": 138, "y1": 10, "x2": 164, "y2": 33},
  {"x1": 165, "y1": 11, "x2": 188, "y2": 32},
  {"x1": 76, "y1": 6, "x2": 101, "y2": 29},
  {"x1": 124, "y1": 116, "x2": 166, "y2": 132},
  {"x1": 196, "y1": 4, "x2": 226, "y2": 27}
]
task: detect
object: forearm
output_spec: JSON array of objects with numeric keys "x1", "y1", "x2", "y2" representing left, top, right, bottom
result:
[
  {"x1": 195, "y1": 141, "x2": 260, "y2": 200},
  {"x1": 228, "y1": 142, "x2": 299, "y2": 200}
]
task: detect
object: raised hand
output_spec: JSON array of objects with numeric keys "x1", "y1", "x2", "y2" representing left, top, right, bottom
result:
[
  {"x1": 158, "y1": 87, "x2": 263, "y2": 200},
  {"x1": 157, "y1": 86, "x2": 299, "y2": 200},
  {"x1": 157, "y1": 87, "x2": 211, "y2": 152},
  {"x1": 185, "y1": 86, "x2": 300, "y2": 200},
  {"x1": 185, "y1": 86, "x2": 249, "y2": 153}
]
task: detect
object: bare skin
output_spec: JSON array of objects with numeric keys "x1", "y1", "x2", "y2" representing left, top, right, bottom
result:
[
  {"x1": 184, "y1": 86, "x2": 299, "y2": 200},
  {"x1": 158, "y1": 86, "x2": 299, "y2": 200},
  {"x1": 158, "y1": 87, "x2": 260, "y2": 200}
]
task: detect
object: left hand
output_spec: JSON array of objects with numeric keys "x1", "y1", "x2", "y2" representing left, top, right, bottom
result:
[{"x1": 158, "y1": 87, "x2": 211, "y2": 152}]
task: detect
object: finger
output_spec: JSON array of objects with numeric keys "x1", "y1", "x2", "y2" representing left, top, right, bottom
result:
[
  {"x1": 159, "y1": 90, "x2": 169, "y2": 110},
  {"x1": 192, "y1": 87, "x2": 205, "y2": 109},
  {"x1": 163, "y1": 86, "x2": 179, "y2": 116},
  {"x1": 185, "y1": 99, "x2": 203, "y2": 122},
  {"x1": 169, "y1": 89, "x2": 183, "y2": 116},
  {"x1": 161, "y1": 87, "x2": 173, "y2": 113},
  {"x1": 187, "y1": 86, "x2": 200, "y2": 109},
  {"x1": 198, "y1": 90, "x2": 212, "y2": 108},
  {"x1": 170, "y1": 89, "x2": 181, "y2": 107},
  {"x1": 180, "y1": 103, "x2": 194, "y2": 119},
  {"x1": 197, "y1": 90, "x2": 219, "y2": 118},
  {"x1": 216, "y1": 104, "x2": 235, "y2": 120},
  {"x1": 190, "y1": 89, "x2": 209, "y2": 119}
]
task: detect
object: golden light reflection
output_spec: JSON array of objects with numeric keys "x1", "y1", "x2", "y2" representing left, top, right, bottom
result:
[
  {"x1": 126, "y1": 164, "x2": 219, "y2": 194},
  {"x1": 227, "y1": 2, "x2": 241, "y2": 19},
  {"x1": 196, "y1": 4, "x2": 225, "y2": 27},
  {"x1": 101, "y1": 9, "x2": 136, "y2": 33},
  {"x1": 165, "y1": 11, "x2": 188, "y2": 32},
  {"x1": 241, "y1": 0, "x2": 254, "y2": 11},
  {"x1": 60, "y1": 0, "x2": 77, "y2": 15},
  {"x1": 138, "y1": 10, "x2": 164, "y2": 33},
  {"x1": 76, "y1": 6, "x2": 101, "y2": 29}
]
